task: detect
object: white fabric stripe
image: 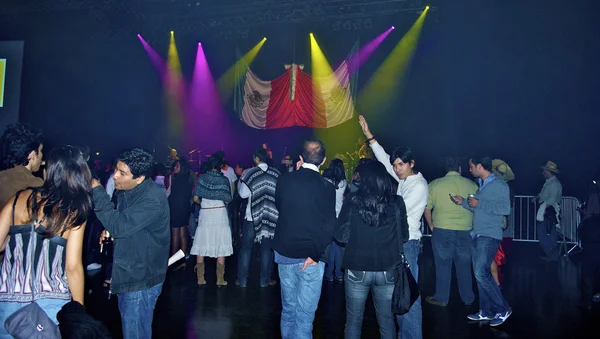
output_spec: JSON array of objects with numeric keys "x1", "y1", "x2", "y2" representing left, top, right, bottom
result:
[
  {"x1": 52, "y1": 245, "x2": 68, "y2": 293},
  {"x1": 317, "y1": 61, "x2": 355, "y2": 128},
  {"x1": 241, "y1": 68, "x2": 271, "y2": 129}
]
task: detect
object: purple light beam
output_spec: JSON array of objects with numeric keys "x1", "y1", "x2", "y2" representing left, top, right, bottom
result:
[
  {"x1": 347, "y1": 27, "x2": 394, "y2": 75},
  {"x1": 137, "y1": 35, "x2": 167, "y2": 79},
  {"x1": 188, "y1": 44, "x2": 234, "y2": 153}
]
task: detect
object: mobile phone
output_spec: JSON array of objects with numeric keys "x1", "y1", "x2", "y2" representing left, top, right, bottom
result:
[{"x1": 449, "y1": 193, "x2": 457, "y2": 203}]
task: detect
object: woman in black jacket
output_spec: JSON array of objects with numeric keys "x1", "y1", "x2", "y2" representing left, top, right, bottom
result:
[{"x1": 335, "y1": 161, "x2": 409, "y2": 339}]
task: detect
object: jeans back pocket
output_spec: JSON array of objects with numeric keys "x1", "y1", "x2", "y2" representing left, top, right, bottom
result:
[
  {"x1": 346, "y1": 269, "x2": 366, "y2": 283},
  {"x1": 383, "y1": 269, "x2": 396, "y2": 284}
]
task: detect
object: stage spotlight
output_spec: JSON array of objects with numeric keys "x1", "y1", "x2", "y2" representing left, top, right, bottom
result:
[
  {"x1": 426, "y1": 5, "x2": 430, "y2": 10},
  {"x1": 95, "y1": 152, "x2": 100, "y2": 156},
  {"x1": 309, "y1": 32, "x2": 313, "y2": 36},
  {"x1": 137, "y1": 34, "x2": 141, "y2": 37},
  {"x1": 391, "y1": 26, "x2": 395, "y2": 30},
  {"x1": 170, "y1": 30, "x2": 174, "y2": 34},
  {"x1": 263, "y1": 37, "x2": 267, "y2": 40}
]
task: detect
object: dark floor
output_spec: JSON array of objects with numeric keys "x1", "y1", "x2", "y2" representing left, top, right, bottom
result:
[{"x1": 85, "y1": 239, "x2": 600, "y2": 339}]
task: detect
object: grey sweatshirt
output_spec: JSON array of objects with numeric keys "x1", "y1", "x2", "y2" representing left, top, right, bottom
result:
[{"x1": 461, "y1": 177, "x2": 511, "y2": 240}]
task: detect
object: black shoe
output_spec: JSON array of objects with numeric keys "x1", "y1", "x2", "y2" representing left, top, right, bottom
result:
[{"x1": 425, "y1": 296, "x2": 448, "y2": 307}]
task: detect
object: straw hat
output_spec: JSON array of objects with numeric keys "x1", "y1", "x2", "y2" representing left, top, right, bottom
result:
[
  {"x1": 492, "y1": 159, "x2": 515, "y2": 181},
  {"x1": 541, "y1": 161, "x2": 560, "y2": 174}
]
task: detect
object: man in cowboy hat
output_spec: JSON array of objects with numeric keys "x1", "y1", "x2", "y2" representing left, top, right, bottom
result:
[{"x1": 534, "y1": 161, "x2": 562, "y2": 261}]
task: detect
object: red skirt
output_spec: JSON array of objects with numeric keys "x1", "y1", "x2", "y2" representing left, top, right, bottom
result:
[{"x1": 494, "y1": 244, "x2": 506, "y2": 266}]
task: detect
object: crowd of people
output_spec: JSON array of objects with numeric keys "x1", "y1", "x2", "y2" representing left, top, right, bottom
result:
[{"x1": 0, "y1": 116, "x2": 598, "y2": 339}]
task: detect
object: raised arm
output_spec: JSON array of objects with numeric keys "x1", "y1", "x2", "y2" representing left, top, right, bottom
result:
[
  {"x1": 358, "y1": 115, "x2": 400, "y2": 182},
  {"x1": 92, "y1": 186, "x2": 165, "y2": 238}
]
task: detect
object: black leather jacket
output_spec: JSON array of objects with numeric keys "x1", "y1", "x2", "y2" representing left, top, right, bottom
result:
[
  {"x1": 92, "y1": 179, "x2": 170, "y2": 294},
  {"x1": 335, "y1": 195, "x2": 409, "y2": 271}
]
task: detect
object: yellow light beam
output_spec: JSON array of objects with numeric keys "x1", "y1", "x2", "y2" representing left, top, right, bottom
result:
[
  {"x1": 311, "y1": 34, "x2": 359, "y2": 163},
  {"x1": 165, "y1": 31, "x2": 184, "y2": 139},
  {"x1": 309, "y1": 34, "x2": 335, "y2": 79},
  {"x1": 356, "y1": 8, "x2": 428, "y2": 114},
  {"x1": 168, "y1": 31, "x2": 181, "y2": 74},
  {"x1": 217, "y1": 37, "x2": 267, "y2": 102}
]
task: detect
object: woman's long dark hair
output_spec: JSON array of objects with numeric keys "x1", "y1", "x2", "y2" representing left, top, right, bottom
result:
[
  {"x1": 174, "y1": 157, "x2": 191, "y2": 177},
  {"x1": 27, "y1": 145, "x2": 92, "y2": 236},
  {"x1": 324, "y1": 158, "x2": 346, "y2": 188},
  {"x1": 351, "y1": 161, "x2": 396, "y2": 227}
]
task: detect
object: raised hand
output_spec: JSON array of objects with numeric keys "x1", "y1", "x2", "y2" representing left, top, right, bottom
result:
[{"x1": 358, "y1": 115, "x2": 374, "y2": 139}]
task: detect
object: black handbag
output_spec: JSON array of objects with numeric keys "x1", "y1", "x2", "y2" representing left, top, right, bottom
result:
[
  {"x1": 391, "y1": 203, "x2": 419, "y2": 315},
  {"x1": 4, "y1": 195, "x2": 61, "y2": 339}
]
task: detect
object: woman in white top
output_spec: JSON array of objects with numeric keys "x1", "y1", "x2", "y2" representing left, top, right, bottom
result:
[{"x1": 323, "y1": 159, "x2": 348, "y2": 281}]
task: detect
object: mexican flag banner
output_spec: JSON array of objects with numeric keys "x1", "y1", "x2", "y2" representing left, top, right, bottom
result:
[{"x1": 234, "y1": 42, "x2": 358, "y2": 129}]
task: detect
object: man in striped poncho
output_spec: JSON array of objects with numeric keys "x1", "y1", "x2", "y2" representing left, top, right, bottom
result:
[{"x1": 235, "y1": 147, "x2": 281, "y2": 288}]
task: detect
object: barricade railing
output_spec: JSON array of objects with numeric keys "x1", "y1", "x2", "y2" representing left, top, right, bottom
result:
[
  {"x1": 511, "y1": 195, "x2": 580, "y2": 244},
  {"x1": 421, "y1": 196, "x2": 581, "y2": 252}
]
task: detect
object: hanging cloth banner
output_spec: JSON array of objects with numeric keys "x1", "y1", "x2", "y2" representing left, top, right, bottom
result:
[{"x1": 234, "y1": 42, "x2": 358, "y2": 129}]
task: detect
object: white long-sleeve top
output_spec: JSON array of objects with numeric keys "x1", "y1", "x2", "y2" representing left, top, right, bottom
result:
[
  {"x1": 106, "y1": 173, "x2": 115, "y2": 199},
  {"x1": 370, "y1": 141, "x2": 428, "y2": 240},
  {"x1": 325, "y1": 178, "x2": 347, "y2": 218}
]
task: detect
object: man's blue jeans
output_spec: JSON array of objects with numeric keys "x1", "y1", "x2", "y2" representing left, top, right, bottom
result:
[
  {"x1": 324, "y1": 240, "x2": 344, "y2": 281},
  {"x1": 278, "y1": 262, "x2": 325, "y2": 339},
  {"x1": 118, "y1": 283, "x2": 163, "y2": 339},
  {"x1": 345, "y1": 270, "x2": 396, "y2": 339},
  {"x1": 472, "y1": 236, "x2": 510, "y2": 317},
  {"x1": 236, "y1": 220, "x2": 274, "y2": 286},
  {"x1": 396, "y1": 239, "x2": 422, "y2": 339},
  {"x1": 431, "y1": 228, "x2": 475, "y2": 304}
]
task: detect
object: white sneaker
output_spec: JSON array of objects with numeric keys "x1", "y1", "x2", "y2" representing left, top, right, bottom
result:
[{"x1": 86, "y1": 263, "x2": 102, "y2": 271}]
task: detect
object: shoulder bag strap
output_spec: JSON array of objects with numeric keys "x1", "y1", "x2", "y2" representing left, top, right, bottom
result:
[{"x1": 11, "y1": 191, "x2": 22, "y2": 226}]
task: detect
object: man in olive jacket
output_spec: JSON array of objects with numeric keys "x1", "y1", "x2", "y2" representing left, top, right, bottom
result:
[{"x1": 92, "y1": 148, "x2": 170, "y2": 339}]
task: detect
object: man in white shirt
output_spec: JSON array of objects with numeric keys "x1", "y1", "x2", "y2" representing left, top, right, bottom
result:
[
  {"x1": 359, "y1": 115, "x2": 428, "y2": 339},
  {"x1": 235, "y1": 148, "x2": 281, "y2": 287}
]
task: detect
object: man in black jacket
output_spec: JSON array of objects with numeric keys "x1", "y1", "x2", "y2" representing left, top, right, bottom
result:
[
  {"x1": 92, "y1": 148, "x2": 170, "y2": 339},
  {"x1": 272, "y1": 140, "x2": 336, "y2": 339}
]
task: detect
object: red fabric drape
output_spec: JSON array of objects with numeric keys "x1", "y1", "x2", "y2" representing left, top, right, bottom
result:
[{"x1": 265, "y1": 67, "x2": 327, "y2": 129}]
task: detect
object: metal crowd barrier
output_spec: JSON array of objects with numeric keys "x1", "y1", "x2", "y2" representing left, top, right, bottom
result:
[
  {"x1": 420, "y1": 196, "x2": 582, "y2": 253},
  {"x1": 511, "y1": 195, "x2": 580, "y2": 243}
]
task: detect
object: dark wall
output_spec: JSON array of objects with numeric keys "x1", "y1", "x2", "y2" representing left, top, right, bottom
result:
[{"x1": 0, "y1": 0, "x2": 598, "y2": 198}]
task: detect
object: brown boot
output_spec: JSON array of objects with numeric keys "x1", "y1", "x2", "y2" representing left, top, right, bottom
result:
[
  {"x1": 194, "y1": 263, "x2": 206, "y2": 285},
  {"x1": 216, "y1": 262, "x2": 227, "y2": 287}
]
